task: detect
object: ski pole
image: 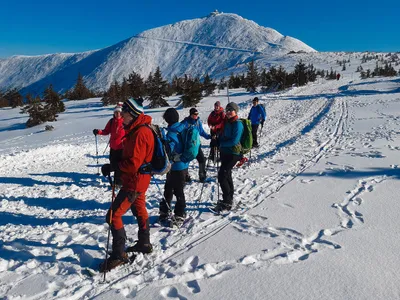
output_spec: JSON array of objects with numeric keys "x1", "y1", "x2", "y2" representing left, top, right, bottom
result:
[
  {"x1": 197, "y1": 156, "x2": 211, "y2": 207},
  {"x1": 216, "y1": 150, "x2": 220, "y2": 203},
  {"x1": 103, "y1": 140, "x2": 110, "y2": 155},
  {"x1": 103, "y1": 175, "x2": 116, "y2": 282},
  {"x1": 95, "y1": 135, "x2": 100, "y2": 175},
  {"x1": 154, "y1": 175, "x2": 183, "y2": 230}
]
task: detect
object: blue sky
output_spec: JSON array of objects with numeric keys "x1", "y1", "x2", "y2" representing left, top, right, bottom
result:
[{"x1": 1, "y1": 0, "x2": 399, "y2": 58}]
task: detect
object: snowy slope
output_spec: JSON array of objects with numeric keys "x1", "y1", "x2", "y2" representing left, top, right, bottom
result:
[
  {"x1": 1, "y1": 73, "x2": 400, "y2": 299},
  {"x1": 0, "y1": 12, "x2": 315, "y2": 95}
]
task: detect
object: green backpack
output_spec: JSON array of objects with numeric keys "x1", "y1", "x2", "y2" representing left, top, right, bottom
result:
[{"x1": 239, "y1": 118, "x2": 253, "y2": 154}]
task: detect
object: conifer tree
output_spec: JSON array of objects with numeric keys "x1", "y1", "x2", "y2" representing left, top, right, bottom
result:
[
  {"x1": 25, "y1": 93, "x2": 34, "y2": 105},
  {"x1": 69, "y1": 73, "x2": 94, "y2": 100},
  {"x1": 5, "y1": 89, "x2": 23, "y2": 108},
  {"x1": 245, "y1": 60, "x2": 259, "y2": 92},
  {"x1": 228, "y1": 73, "x2": 235, "y2": 89},
  {"x1": 127, "y1": 71, "x2": 145, "y2": 99},
  {"x1": 202, "y1": 73, "x2": 217, "y2": 96},
  {"x1": 259, "y1": 68, "x2": 268, "y2": 88},
  {"x1": 307, "y1": 64, "x2": 317, "y2": 82},
  {"x1": 276, "y1": 66, "x2": 289, "y2": 90},
  {"x1": 146, "y1": 67, "x2": 169, "y2": 108},
  {"x1": 181, "y1": 76, "x2": 203, "y2": 108},
  {"x1": 0, "y1": 91, "x2": 7, "y2": 108},
  {"x1": 120, "y1": 77, "x2": 130, "y2": 102},
  {"x1": 294, "y1": 60, "x2": 308, "y2": 86},
  {"x1": 21, "y1": 96, "x2": 47, "y2": 128},
  {"x1": 43, "y1": 84, "x2": 64, "y2": 121},
  {"x1": 101, "y1": 80, "x2": 120, "y2": 106},
  {"x1": 171, "y1": 75, "x2": 184, "y2": 95},
  {"x1": 217, "y1": 77, "x2": 226, "y2": 91}
]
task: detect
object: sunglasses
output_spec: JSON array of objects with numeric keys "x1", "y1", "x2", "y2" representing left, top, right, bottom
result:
[
  {"x1": 192, "y1": 113, "x2": 199, "y2": 116},
  {"x1": 226, "y1": 108, "x2": 235, "y2": 112}
]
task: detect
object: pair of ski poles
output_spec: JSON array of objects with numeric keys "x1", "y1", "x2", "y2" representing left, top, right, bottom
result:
[{"x1": 94, "y1": 135, "x2": 110, "y2": 175}]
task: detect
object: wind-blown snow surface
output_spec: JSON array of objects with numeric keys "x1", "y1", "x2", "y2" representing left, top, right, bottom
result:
[
  {"x1": 1, "y1": 76, "x2": 400, "y2": 299},
  {"x1": 0, "y1": 12, "x2": 315, "y2": 95}
]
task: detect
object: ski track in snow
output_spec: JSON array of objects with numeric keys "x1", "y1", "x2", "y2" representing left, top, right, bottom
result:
[{"x1": 1, "y1": 78, "x2": 399, "y2": 299}]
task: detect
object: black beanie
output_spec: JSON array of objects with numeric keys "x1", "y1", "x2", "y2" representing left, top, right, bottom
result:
[
  {"x1": 163, "y1": 108, "x2": 179, "y2": 125},
  {"x1": 189, "y1": 107, "x2": 198, "y2": 115}
]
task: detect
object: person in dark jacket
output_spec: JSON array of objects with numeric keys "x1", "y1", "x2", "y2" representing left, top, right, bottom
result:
[
  {"x1": 93, "y1": 103, "x2": 125, "y2": 185},
  {"x1": 99, "y1": 98, "x2": 154, "y2": 272},
  {"x1": 247, "y1": 97, "x2": 266, "y2": 148},
  {"x1": 213, "y1": 102, "x2": 244, "y2": 212},
  {"x1": 181, "y1": 108, "x2": 211, "y2": 182},
  {"x1": 207, "y1": 101, "x2": 225, "y2": 162},
  {"x1": 160, "y1": 108, "x2": 190, "y2": 223}
]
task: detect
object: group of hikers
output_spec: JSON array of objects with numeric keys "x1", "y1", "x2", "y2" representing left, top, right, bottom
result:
[{"x1": 92, "y1": 96, "x2": 266, "y2": 272}]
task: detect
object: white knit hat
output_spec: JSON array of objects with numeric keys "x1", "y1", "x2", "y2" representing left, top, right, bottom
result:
[{"x1": 114, "y1": 102, "x2": 123, "y2": 112}]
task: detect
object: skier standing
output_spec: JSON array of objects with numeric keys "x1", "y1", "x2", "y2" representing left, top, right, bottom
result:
[
  {"x1": 247, "y1": 97, "x2": 266, "y2": 148},
  {"x1": 100, "y1": 98, "x2": 154, "y2": 272},
  {"x1": 93, "y1": 103, "x2": 125, "y2": 185},
  {"x1": 181, "y1": 108, "x2": 211, "y2": 182},
  {"x1": 213, "y1": 102, "x2": 243, "y2": 212},
  {"x1": 207, "y1": 101, "x2": 225, "y2": 161},
  {"x1": 159, "y1": 108, "x2": 189, "y2": 225}
]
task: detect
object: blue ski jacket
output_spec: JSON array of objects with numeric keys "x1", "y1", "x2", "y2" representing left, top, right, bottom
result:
[
  {"x1": 165, "y1": 122, "x2": 189, "y2": 171},
  {"x1": 181, "y1": 117, "x2": 211, "y2": 140},
  {"x1": 219, "y1": 116, "x2": 244, "y2": 155},
  {"x1": 248, "y1": 105, "x2": 266, "y2": 125}
]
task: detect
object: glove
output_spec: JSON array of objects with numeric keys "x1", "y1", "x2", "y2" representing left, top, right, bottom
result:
[
  {"x1": 101, "y1": 164, "x2": 111, "y2": 177},
  {"x1": 93, "y1": 129, "x2": 99, "y2": 135}
]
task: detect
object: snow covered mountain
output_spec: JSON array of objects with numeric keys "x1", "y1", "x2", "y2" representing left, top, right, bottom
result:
[{"x1": 0, "y1": 12, "x2": 315, "y2": 95}]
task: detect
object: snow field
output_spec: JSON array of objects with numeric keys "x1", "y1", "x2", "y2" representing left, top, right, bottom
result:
[{"x1": 1, "y1": 77, "x2": 400, "y2": 299}]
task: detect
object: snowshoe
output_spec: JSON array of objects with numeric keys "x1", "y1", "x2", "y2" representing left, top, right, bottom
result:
[
  {"x1": 99, "y1": 252, "x2": 129, "y2": 273},
  {"x1": 172, "y1": 215, "x2": 186, "y2": 227},
  {"x1": 126, "y1": 242, "x2": 153, "y2": 254},
  {"x1": 209, "y1": 202, "x2": 232, "y2": 215}
]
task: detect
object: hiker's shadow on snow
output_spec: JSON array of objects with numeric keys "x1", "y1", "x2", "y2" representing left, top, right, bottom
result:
[
  {"x1": 0, "y1": 210, "x2": 136, "y2": 228},
  {"x1": 29, "y1": 171, "x2": 104, "y2": 188},
  {"x1": 0, "y1": 173, "x2": 108, "y2": 189},
  {"x1": 0, "y1": 211, "x2": 105, "y2": 226},
  {"x1": 0, "y1": 238, "x2": 103, "y2": 268},
  {"x1": 300, "y1": 167, "x2": 400, "y2": 180},
  {"x1": 3, "y1": 195, "x2": 110, "y2": 211}
]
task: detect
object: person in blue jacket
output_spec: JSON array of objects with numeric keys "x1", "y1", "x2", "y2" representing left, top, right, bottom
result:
[
  {"x1": 160, "y1": 108, "x2": 190, "y2": 223},
  {"x1": 247, "y1": 97, "x2": 266, "y2": 148},
  {"x1": 181, "y1": 108, "x2": 211, "y2": 182},
  {"x1": 213, "y1": 102, "x2": 244, "y2": 212}
]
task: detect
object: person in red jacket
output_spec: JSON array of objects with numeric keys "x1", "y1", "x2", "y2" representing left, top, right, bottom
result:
[
  {"x1": 207, "y1": 101, "x2": 225, "y2": 161},
  {"x1": 99, "y1": 97, "x2": 155, "y2": 272},
  {"x1": 93, "y1": 103, "x2": 125, "y2": 185}
]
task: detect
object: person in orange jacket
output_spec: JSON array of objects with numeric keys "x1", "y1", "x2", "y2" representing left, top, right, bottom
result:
[
  {"x1": 93, "y1": 103, "x2": 125, "y2": 185},
  {"x1": 99, "y1": 98, "x2": 154, "y2": 272}
]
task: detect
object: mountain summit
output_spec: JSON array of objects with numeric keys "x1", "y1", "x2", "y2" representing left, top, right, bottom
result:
[{"x1": 0, "y1": 12, "x2": 315, "y2": 94}]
